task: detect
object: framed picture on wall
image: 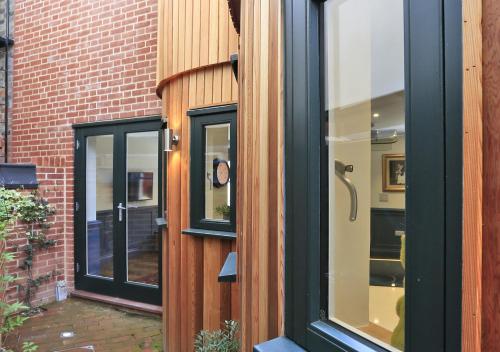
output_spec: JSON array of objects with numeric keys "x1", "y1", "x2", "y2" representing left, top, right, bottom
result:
[{"x1": 382, "y1": 154, "x2": 406, "y2": 192}]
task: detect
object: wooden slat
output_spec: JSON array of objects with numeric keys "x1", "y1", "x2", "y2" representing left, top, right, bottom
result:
[
  {"x1": 208, "y1": 0, "x2": 220, "y2": 65},
  {"x1": 213, "y1": 66, "x2": 223, "y2": 103},
  {"x1": 219, "y1": 0, "x2": 230, "y2": 62},
  {"x1": 222, "y1": 65, "x2": 233, "y2": 102},
  {"x1": 184, "y1": 0, "x2": 194, "y2": 71},
  {"x1": 199, "y1": 0, "x2": 210, "y2": 67},
  {"x1": 191, "y1": 0, "x2": 201, "y2": 69},
  {"x1": 482, "y1": 0, "x2": 500, "y2": 350},
  {"x1": 204, "y1": 68, "x2": 214, "y2": 105},
  {"x1": 172, "y1": 0, "x2": 179, "y2": 74},
  {"x1": 167, "y1": 78, "x2": 182, "y2": 352},
  {"x1": 462, "y1": 0, "x2": 483, "y2": 351},
  {"x1": 237, "y1": 0, "x2": 283, "y2": 350},
  {"x1": 177, "y1": 0, "x2": 186, "y2": 73}
]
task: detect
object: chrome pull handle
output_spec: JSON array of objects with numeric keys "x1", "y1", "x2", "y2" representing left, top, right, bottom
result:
[
  {"x1": 335, "y1": 160, "x2": 358, "y2": 222},
  {"x1": 117, "y1": 202, "x2": 126, "y2": 222}
]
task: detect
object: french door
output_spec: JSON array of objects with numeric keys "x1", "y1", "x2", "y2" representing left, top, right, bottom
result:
[{"x1": 74, "y1": 118, "x2": 163, "y2": 305}]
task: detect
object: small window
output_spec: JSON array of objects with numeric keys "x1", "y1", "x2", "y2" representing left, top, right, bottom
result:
[{"x1": 188, "y1": 105, "x2": 237, "y2": 234}]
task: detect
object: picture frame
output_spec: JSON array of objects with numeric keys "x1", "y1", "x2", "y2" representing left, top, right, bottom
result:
[{"x1": 382, "y1": 154, "x2": 406, "y2": 192}]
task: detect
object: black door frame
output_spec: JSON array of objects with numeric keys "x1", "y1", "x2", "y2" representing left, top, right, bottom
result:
[
  {"x1": 73, "y1": 117, "x2": 164, "y2": 305},
  {"x1": 284, "y1": 0, "x2": 462, "y2": 351}
]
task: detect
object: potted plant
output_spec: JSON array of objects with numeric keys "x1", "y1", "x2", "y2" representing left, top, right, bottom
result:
[{"x1": 215, "y1": 205, "x2": 231, "y2": 221}]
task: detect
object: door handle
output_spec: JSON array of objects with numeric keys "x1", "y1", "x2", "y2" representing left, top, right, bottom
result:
[
  {"x1": 335, "y1": 160, "x2": 358, "y2": 222},
  {"x1": 117, "y1": 203, "x2": 126, "y2": 222}
]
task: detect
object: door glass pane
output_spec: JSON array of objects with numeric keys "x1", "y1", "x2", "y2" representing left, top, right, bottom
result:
[
  {"x1": 205, "y1": 124, "x2": 231, "y2": 221},
  {"x1": 323, "y1": 1, "x2": 405, "y2": 351},
  {"x1": 86, "y1": 135, "x2": 114, "y2": 278},
  {"x1": 126, "y1": 131, "x2": 159, "y2": 286}
]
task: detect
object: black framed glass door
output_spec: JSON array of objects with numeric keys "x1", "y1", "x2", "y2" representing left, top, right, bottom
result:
[
  {"x1": 74, "y1": 118, "x2": 163, "y2": 305},
  {"x1": 283, "y1": 0, "x2": 462, "y2": 351}
]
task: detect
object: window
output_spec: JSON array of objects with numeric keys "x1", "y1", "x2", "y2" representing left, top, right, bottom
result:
[
  {"x1": 283, "y1": 0, "x2": 462, "y2": 351},
  {"x1": 187, "y1": 105, "x2": 237, "y2": 235},
  {"x1": 321, "y1": 1, "x2": 405, "y2": 350}
]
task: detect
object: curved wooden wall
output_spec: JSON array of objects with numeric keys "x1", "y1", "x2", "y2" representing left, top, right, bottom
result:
[
  {"x1": 157, "y1": 1, "x2": 239, "y2": 351},
  {"x1": 157, "y1": 0, "x2": 239, "y2": 87}
]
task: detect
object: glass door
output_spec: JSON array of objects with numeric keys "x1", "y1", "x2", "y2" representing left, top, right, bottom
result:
[
  {"x1": 322, "y1": 1, "x2": 406, "y2": 350},
  {"x1": 74, "y1": 119, "x2": 163, "y2": 305}
]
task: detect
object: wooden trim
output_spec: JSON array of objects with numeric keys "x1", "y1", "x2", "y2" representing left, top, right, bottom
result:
[
  {"x1": 156, "y1": 61, "x2": 233, "y2": 98},
  {"x1": 482, "y1": 0, "x2": 500, "y2": 350},
  {"x1": 462, "y1": 0, "x2": 483, "y2": 351}
]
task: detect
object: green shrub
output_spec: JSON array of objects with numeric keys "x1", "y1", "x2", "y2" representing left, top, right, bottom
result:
[
  {"x1": 194, "y1": 320, "x2": 239, "y2": 352},
  {"x1": 0, "y1": 188, "x2": 54, "y2": 351}
]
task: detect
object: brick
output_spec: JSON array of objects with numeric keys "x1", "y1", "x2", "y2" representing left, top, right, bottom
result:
[{"x1": 7, "y1": 0, "x2": 161, "y2": 306}]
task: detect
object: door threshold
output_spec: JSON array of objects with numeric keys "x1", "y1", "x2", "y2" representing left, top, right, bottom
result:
[{"x1": 71, "y1": 290, "x2": 162, "y2": 315}]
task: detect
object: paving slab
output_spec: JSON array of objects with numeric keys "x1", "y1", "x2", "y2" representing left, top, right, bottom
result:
[{"x1": 5, "y1": 298, "x2": 163, "y2": 352}]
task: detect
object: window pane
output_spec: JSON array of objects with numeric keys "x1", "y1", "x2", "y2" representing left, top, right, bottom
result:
[
  {"x1": 86, "y1": 135, "x2": 114, "y2": 278},
  {"x1": 323, "y1": 1, "x2": 405, "y2": 350},
  {"x1": 126, "y1": 131, "x2": 160, "y2": 286},
  {"x1": 205, "y1": 123, "x2": 231, "y2": 221}
]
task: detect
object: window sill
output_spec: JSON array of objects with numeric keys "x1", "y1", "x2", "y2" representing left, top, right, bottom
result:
[
  {"x1": 254, "y1": 337, "x2": 307, "y2": 352},
  {"x1": 181, "y1": 228, "x2": 237, "y2": 240}
]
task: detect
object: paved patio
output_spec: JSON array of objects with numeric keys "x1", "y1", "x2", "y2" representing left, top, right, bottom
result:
[{"x1": 5, "y1": 298, "x2": 163, "y2": 352}]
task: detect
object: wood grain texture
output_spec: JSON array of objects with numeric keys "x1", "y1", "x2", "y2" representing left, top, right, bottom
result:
[
  {"x1": 237, "y1": 0, "x2": 284, "y2": 350},
  {"x1": 161, "y1": 71, "x2": 237, "y2": 351},
  {"x1": 482, "y1": 0, "x2": 500, "y2": 349},
  {"x1": 157, "y1": 2, "x2": 239, "y2": 350},
  {"x1": 462, "y1": 1, "x2": 483, "y2": 351},
  {"x1": 157, "y1": 0, "x2": 238, "y2": 82}
]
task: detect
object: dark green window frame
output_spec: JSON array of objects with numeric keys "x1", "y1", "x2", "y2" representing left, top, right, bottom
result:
[
  {"x1": 282, "y1": 1, "x2": 462, "y2": 352},
  {"x1": 187, "y1": 104, "x2": 237, "y2": 236}
]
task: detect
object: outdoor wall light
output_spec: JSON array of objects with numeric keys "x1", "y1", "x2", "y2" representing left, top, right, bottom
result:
[{"x1": 164, "y1": 128, "x2": 179, "y2": 152}]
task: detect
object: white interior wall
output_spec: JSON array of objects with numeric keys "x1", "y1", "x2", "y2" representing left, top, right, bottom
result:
[
  {"x1": 326, "y1": 0, "x2": 405, "y2": 329},
  {"x1": 127, "y1": 132, "x2": 159, "y2": 207}
]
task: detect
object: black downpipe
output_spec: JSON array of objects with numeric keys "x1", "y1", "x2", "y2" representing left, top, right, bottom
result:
[{"x1": 3, "y1": 0, "x2": 9, "y2": 162}]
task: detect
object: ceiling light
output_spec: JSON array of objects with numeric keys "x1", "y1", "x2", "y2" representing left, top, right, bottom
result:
[{"x1": 372, "y1": 113, "x2": 380, "y2": 118}]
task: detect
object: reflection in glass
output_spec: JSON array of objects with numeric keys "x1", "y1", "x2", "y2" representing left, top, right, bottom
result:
[
  {"x1": 86, "y1": 135, "x2": 114, "y2": 278},
  {"x1": 324, "y1": 1, "x2": 405, "y2": 351},
  {"x1": 126, "y1": 131, "x2": 159, "y2": 286},
  {"x1": 205, "y1": 124, "x2": 231, "y2": 221}
]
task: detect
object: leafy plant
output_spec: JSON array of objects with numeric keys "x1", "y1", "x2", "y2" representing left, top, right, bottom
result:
[
  {"x1": 21, "y1": 342, "x2": 38, "y2": 352},
  {"x1": 215, "y1": 205, "x2": 231, "y2": 220},
  {"x1": 194, "y1": 320, "x2": 239, "y2": 352},
  {"x1": 0, "y1": 188, "x2": 39, "y2": 351},
  {"x1": 12, "y1": 191, "x2": 57, "y2": 313}
]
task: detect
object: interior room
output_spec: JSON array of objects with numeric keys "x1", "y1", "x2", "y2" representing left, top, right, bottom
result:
[{"x1": 325, "y1": 1, "x2": 406, "y2": 350}]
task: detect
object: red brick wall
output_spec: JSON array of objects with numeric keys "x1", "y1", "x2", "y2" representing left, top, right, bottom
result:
[{"x1": 8, "y1": 0, "x2": 161, "y2": 305}]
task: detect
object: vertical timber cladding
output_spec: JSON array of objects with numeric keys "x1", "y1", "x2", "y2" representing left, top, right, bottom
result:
[
  {"x1": 483, "y1": 0, "x2": 500, "y2": 350},
  {"x1": 156, "y1": 0, "x2": 239, "y2": 351},
  {"x1": 462, "y1": 0, "x2": 483, "y2": 351},
  {"x1": 237, "y1": 0, "x2": 284, "y2": 351}
]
